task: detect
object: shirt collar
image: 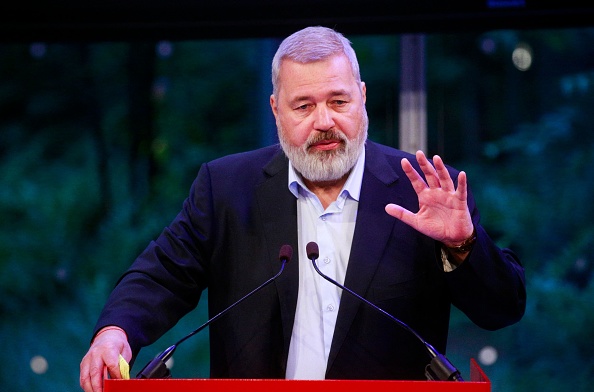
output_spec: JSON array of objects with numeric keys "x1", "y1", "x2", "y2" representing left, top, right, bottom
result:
[{"x1": 288, "y1": 147, "x2": 365, "y2": 202}]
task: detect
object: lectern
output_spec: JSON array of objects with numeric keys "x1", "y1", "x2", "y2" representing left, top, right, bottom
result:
[{"x1": 104, "y1": 359, "x2": 490, "y2": 392}]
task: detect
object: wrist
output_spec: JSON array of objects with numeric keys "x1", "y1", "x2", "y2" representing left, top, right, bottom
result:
[
  {"x1": 92, "y1": 326, "x2": 126, "y2": 345},
  {"x1": 444, "y1": 227, "x2": 477, "y2": 254}
]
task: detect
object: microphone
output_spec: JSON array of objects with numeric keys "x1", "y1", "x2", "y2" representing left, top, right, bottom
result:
[
  {"x1": 136, "y1": 244, "x2": 293, "y2": 379},
  {"x1": 305, "y1": 241, "x2": 464, "y2": 382}
]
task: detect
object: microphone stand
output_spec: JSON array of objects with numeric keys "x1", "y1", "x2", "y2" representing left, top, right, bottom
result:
[
  {"x1": 136, "y1": 246, "x2": 291, "y2": 379},
  {"x1": 307, "y1": 241, "x2": 464, "y2": 382}
]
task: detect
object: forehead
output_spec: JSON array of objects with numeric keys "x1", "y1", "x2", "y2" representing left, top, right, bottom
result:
[{"x1": 277, "y1": 54, "x2": 357, "y2": 97}]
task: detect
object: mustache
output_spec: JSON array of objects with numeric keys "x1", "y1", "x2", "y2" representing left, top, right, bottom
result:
[{"x1": 306, "y1": 130, "x2": 347, "y2": 147}]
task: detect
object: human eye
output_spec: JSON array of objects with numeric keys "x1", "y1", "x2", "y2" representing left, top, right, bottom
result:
[
  {"x1": 330, "y1": 98, "x2": 349, "y2": 109},
  {"x1": 293, "y1": 103, "x2": 312, "y2": 112}
]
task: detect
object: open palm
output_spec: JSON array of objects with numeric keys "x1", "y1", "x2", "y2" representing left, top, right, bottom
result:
[{"x1": 385, "y1": 150, "x2": 474, "y2": 247}]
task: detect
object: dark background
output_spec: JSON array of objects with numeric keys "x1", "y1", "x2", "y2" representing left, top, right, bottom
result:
[
  {"x1": 2, "y1": 2, "x2": 594, "y2": 391},
  {"x1": 2, "y1": 1, "x2": 594, "y2": 41}
]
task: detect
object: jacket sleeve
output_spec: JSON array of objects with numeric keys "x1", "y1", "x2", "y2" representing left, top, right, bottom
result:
[
  {"x1": 92, "y1": 163, "x2": 215, "y2": 354},
  {"x1": 443, "y1": 187, "x2": 526, "y2": 330}
]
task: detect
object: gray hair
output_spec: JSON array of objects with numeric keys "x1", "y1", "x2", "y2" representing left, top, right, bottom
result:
[{"x1": 271, "y1": 26, "x2": 361, "y2": 97}]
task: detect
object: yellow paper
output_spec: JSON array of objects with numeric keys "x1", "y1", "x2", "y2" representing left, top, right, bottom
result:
[{"x1": 118, "y1": 354, "x2": 130, "y2": 380}]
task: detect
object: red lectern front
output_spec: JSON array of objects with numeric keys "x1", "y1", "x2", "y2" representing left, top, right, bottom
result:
[{"x1": 104, "y1": 359, "x2": 490, "y2": 392}]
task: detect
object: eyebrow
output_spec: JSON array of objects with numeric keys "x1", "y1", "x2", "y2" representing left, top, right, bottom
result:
[
  {"x1": 290, "y1": 89, "x2": 352, "y2": 104},
  {"x1": 328, "y1": 89, "x2": 351, "y2": 97}
]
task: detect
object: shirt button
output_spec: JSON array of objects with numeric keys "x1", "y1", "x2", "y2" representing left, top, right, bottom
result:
[
  {"x1": 326, "y1": 304, "x2": 335, "y2": 312},
  {"x1": 324, "y1": 257, "x2": 331, "y2": 264}
]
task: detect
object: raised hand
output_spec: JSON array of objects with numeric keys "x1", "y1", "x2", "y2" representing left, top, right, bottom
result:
[{"x1": 385, "y1": 150, "x2": 474, "y2": 247}]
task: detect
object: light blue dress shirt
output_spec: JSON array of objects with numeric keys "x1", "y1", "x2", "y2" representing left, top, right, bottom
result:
[{"x1": 285, "y1": 148, "x2": 365, "y2": 379}]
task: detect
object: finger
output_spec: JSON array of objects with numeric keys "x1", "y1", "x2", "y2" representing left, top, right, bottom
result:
[
  {"x1": 87, "y1": 361, "x2": 105, "y2": 392},
  {"x1": 80, "y1": 368, "x2": 92, "y2": 392},
  {"x1": 80, "y1": 354, "x2": 99, "y2": 392},
  {"x1": 415, "y1": 150, "x2": 441, "y2": 188},
  {"x1": 432, "y1": 155, "x2": 455, "y2": 192},
  {"x1": 108, "y1": 364, "x2": 122, "y2": 379},
  {"x1": 456, "y1": 171, "x2": 468, "y2": 201},
  {"x1": 80, "y1": 357, "x2": 88, "y2": 389},
  {"x1": 104, "y1": 352, "x2": 123, "y2": 380},
  {"x1": 401, "y1": 158, "x2": 428, "y2": 195},
  {"x1": 385, "y1": 203, "x2": 418, "y2": 229},
  {"x1": 80, "y1": 376, "x2": 95, "y2": 392}
]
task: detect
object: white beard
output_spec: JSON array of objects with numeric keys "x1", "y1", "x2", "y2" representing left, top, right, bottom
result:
[{"x1": 278, "y1": 113, "x2": 368, "y2": 183}]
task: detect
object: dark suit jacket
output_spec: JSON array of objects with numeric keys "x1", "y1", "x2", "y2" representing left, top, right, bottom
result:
[{"x1": 95, "y1": 141, "x2": 526, "y2": 380}]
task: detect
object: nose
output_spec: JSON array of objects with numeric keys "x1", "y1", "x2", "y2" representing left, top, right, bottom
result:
[{"x1": 313, "y1": 105, "x2": 335, "y2": 131}]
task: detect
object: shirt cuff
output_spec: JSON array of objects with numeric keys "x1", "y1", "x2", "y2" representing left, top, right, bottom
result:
[{"x1": 440, "y1": 247, "x2": 457, "y2": 272}]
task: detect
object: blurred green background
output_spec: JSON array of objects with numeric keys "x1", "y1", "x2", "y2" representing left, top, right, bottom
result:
[{"x1": 2, "y1": 26, "x2": 594, "y2": 392}]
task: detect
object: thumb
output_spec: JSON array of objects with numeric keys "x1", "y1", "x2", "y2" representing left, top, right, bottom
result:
[
  {"x1": 385, "y1": 203, "x2": 405, "y2": 220},
  {"x1": 385, "y1": 203, "x2": 419, "y2": 230}
]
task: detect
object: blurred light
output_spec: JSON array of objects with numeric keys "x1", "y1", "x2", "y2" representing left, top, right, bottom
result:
[
  {"x1": 29, "y1": 43, "x2": 47, "y2": 59},
  {"x1": 152, "y1": 76, "x2": 169, "y2": 100},
  {"x1": 55, "y1": 267, "x2": 68, "y2": 282},
  {"x1": 512, "y1": 43, "x2": 532, "y2": 71},
  {"x1": 152, "y1": 137, "x2": 168, "y2": 155},
  {"x1": 575, "y1": 74, "x2": 590, "y2": 94},
  {"x1": 488, "y1": 0, "x2": 525, "y2": 7},
  {"x1": 560, "y1": 74, "x2": 591, "y2": 97},
  {"x1": 30, "y1": 355, "x2": 48, "y2": 374},
  {"x1": 480, "y1": 38, "x2": 496, "y2": 55},
  {"x1": 478, "y1": 346, "x2": 498, "y2": 366},
  {"x1": 560, "y1": 76, "x2": 574, "y2": 96},
  {"x1": 574, "y1": 257, "x2": 587, "y2": 271},
  {"x1": 483, "y1": 142, "x2": 500, "y2": 159},
  {"x1": 156, "y1": 41, "x2": 174, "y2": 58}
]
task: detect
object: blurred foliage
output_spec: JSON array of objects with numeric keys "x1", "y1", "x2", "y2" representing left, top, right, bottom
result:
[
  {"x1": 2, "y1": 27, "x2": 594, "y2": 391},
  {"x1": 433, "y1": 28, "x2": 594, "y2": 392}
]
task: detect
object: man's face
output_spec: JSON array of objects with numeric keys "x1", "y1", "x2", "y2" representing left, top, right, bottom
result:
[{"x1": 270, "y1": 54, "x2": 368, "y2": 183}]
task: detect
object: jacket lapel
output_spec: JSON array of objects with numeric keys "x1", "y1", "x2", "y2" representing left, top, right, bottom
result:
[
  {"x1": 326, "y1": 141, "x2": 403, "y2": 372},
  {"x1": 254, "y1": 147, "x2": 300, "y2": 368},
  {"x1": 254, "y1": 142, "x2": 405, "y2": 375}
]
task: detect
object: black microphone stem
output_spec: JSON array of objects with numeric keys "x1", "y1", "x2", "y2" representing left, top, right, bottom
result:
[
  {"x1": 306, "y1": 241, "x2": 463, "y2": 382},
  {"x1": 174, "y1": 258, "x2": 287, "y2": 349},
  {"x1": 310, "y1": 258, "x2": 438, "y2": 357},
  {"x1": 136, "y1": 246, "x2": 291, "y2": 379}
]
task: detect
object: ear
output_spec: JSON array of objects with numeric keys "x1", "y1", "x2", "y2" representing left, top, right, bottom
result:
[
  {"x1": 270, "y1": 94, "x2": 280, "y2": 119},
  {"x1": 360, "y1": 81, "x2": 367, "y2": 104}
]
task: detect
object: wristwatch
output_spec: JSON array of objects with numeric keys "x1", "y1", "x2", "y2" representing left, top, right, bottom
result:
[{"x1": 445, "y1": 227, "x2": 477, "y2": 254}]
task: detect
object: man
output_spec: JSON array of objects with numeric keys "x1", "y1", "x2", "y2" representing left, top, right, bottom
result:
[{"x1": 80, "y1": 26, "x2": 526, "y2": 391}]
